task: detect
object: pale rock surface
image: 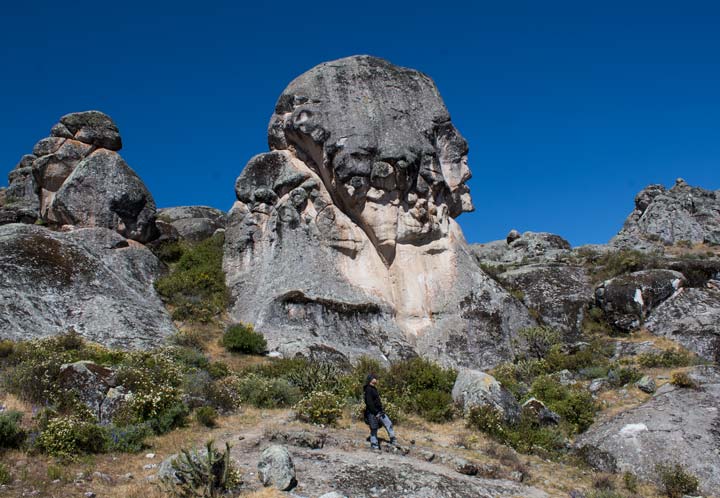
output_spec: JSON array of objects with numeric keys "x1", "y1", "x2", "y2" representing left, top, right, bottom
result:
[
  {"x1": 257, "y1": 445, "x2": 297, "y2": 491},
  {"x1": 645, "y1": 287, "x2": 720, "y2": 362},
  {"x1": 471, "y1": 231, "x2": 572, "y2": 266},
  {"x1": 451, "y1": 369, "x2": 520, "y2": 423},
  {"x1": 612, "y1": 178, "x2": 720, "y2": 249},
  {"x1": 0, "y1": 223, "x2": 176, "y2": 348},
  {"x1": 224, "y1": 56, "x2": 535, "y2": 368},
  {"x1": 595, "y1": 269, "x2": 686, "y2": 331},
  {"x1": 575, "y1": 366, "x2": 720, "y2": 495}
]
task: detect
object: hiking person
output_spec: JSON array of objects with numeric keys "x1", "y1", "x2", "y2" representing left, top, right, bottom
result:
[{"x1": 363, "y1": 373, "x2": 396, "y2": 450}]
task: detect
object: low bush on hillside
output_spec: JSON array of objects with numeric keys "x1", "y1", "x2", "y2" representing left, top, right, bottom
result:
[
  {"x1": 656, "y1": 463, "x2": 699, "y2": 498},
  {"x1": 519, "y1": 326, "x2": 562, "y2": 360},
  {"x1": 196, "y1": 406, "x2": 219, "y2": 428},
  {"x1": 154, "y1": 234, "x2": 228, "y2": 323},
  {"x1": 295, "y1": 391, "x2": 344, "y2": 426},
  {"x1": 529, "y1": 376, "x2": 597, "y2": 434},
  {"x1": 0, "y1": 410, "x2": 26, "y2": 449},
  {"x1": 583, "y1": 249, "x2": 663, "y2": 283},
  {"x1": 222, "y1": 323, "x2": 267, "y2": 354},
  {"x1": 637, "y1": 348, "x2": 694, "y2": 368},
  {"x1": 670, "y1": 371, "x2": 698, "y2": 389}
]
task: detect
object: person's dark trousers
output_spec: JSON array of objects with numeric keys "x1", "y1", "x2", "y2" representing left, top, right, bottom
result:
[{"x1": 367, "y1": 412, "x2": 395, "y2": 447}]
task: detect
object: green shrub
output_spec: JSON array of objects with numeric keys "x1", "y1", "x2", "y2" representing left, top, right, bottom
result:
[
  {"x1": 105, "y1": 423, "x2": 153, "y2": 453},
  {"x1": 196, "y1": 406, "x2": 218, "y2": 428},
  {"x1": 222, "y1": 323, "x2": 266, "y2": 355},
  {"x1": 0, "y1": 339, "x2": 14, "y2": 358},
  {"x1": 607, "y1": 366, "x2": 642, "y2": 387},
  {"x1": 466, "y1": 405, "x2": 507, "y2": 440},
  {"x1": 168, "y1": 346, "x2": 210, "y2": 370},
  {"x1": 207, "y1": 376, "x2": 244, "y2": 411},
  {"x1": 405, "y1": 389, "x2": 456, "y2": 423},
  {"x1": 519, "y1": 326, "x2": 562, "y2": 360},
  {"x1": 234, "y1": 374, "x2": 300, "y2": 408},
  {"x1": 154, "y1": 234, "x2": 228, "y2": 323},
  {"x1": 160, "y1": 440, "x2": 242, "y2": 498},
  {"x1": 582, "y1": 307, "x2": 614, "y2": 335},
  {"x1": 244, "y1": 357, "x2": 346, "y2": 396},
  {"x1": 207, "y1": 361, "x2": 231, "y2": 380},
  {"x1": 386, "y1": 357, "x2": 456, "y2": 397},
  {"x1": 657, "y1": 463, "x2": 699, "y2": 498},
  {"x1": 529, "y1": 375, "x2": 597, "y2": 433},
  {"x1": 586, "y1": 492, "x2": 625, "y2": 498},
  {"x1": 295, "y1": 391, "x2": 343, "y2": 426},
  {"x1": 0, "y1": 410, "x2": 26, "y2": 449},
  {"x1": 36, "y1": 417, "x2": 108, "y2": 458},
  {"x1": 588, "y1": 249, "x2": 662, "y2": 282},
  {"x1": 545, "y1": 340, "x2": 614, "y2": 374},
  {"x1": 638, "y1": 349, "x2": 693, "y2": 368},
  {"x1": 0, "y1": 462, "x2": 11, "y2": 485},
  {"x1": 152, "y1": 240, "x2": 187, "y2": 264},
  {"x1": 670, "y1": 371, "x2": 697, "y2": 389},
  {"x1": 169, "y1": 329, "x2": 208, "y2": 351}
]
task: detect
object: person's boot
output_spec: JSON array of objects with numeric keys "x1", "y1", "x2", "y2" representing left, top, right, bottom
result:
[
  {"x1": 389, "y1": 437, "x2": 397, "y2": 445},
  {"x1": 371, "y1": 443, "x2": 381, "y2": 451}
]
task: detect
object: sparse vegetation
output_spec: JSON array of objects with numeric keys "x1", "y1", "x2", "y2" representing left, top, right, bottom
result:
[
  {"x1": 195, "y1": 406, "x2": 219, "y2": 428},
  {"x1": 670, "y1": 371, "x2": 698, "y2": 389},
  {"x1": 519, "y1": 326, "x2": 561, "y2": 360},
  {"x1": 637, "y1": 348, "x2": 693, "y2": 368},
  {"x1": 294, "y1": 391, "x2": 344, "y2": 426},
  {"x1": 154, "y1": 234, "x2": 228, "y2": 323},
  {"x1": 656, "y1": 463, "x2": 699, "y2": 498}
]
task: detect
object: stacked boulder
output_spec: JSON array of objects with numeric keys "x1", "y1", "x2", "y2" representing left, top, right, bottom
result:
[{"x1": 1, "y1": 111, "x2": 158, "y2": 243}]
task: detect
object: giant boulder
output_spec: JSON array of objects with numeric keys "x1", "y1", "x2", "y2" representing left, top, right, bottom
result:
[
  {"x1": 224, "y1": 56, "x2": 535, "y2": 368},
  {"x1": 0, "y1": 223, "x2": 176, "y2": 348}
]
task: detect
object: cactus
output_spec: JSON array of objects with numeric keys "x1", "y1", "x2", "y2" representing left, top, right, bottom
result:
[{"x1": 160, "y1": 440, "x2": 241, "y2": 497}]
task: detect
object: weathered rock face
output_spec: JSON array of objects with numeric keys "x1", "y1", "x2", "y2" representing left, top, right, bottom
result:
[
  {"x1": 451, "y1": 369, "x2": 520, "y2": 423},
  {"x1": 0, "y1": 223, "x2": 176, "y2": 348},
  {"x1": 472, "y1": 231, "x2": 572, "y2": 266},
  {"x1": 257, "y1": 445, "x2": 297, "y2": 491},
  {"x1": 595, "y1": 269, "x2": 686, "y2": 331},
  {"x1": 57, "y1": 361, "x2": 130, "y2": 424},
  {"x1": 575, "y1": 366, "x2": 720, "y2": 495},
  {"x1": 157, "y1": 206, "x2": 226, "y2": 242},
  {"x1": 612, "y1": 178, "x2": 720, "y2": 249},
  {"x1": 1, "y1": 111, "x2": 158, "y2": 243},
  {"x1": 497, "y1": 264, "x2": 593, "y2": 337},
  {"x1": 224, "y1": 56, "x2": 535, "y2": 368},
  {"x1": 645, "y1": 287, "x2": 720, "y2": 362}
]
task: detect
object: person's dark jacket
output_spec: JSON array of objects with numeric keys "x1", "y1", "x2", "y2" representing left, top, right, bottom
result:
[{"x1": 363, "y1": 383, "x2": 384, "y2": 416}]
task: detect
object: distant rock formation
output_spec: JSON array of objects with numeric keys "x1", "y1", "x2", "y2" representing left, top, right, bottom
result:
[
  {"x1": 157, "y1": 206, "x2": 227, "y2": 242},
  {"x1": 0, "y1": 111, "x2": 159, "y2": 243},
  {"x1": 612, "y1": 178, "x2": 720, "y2": 250},
  {"x1": 0, "y1": 223, "x2": 176, "y2": 347},
  {"x1": 224, "y1": 56, "x2": 535, "y2": 368}
]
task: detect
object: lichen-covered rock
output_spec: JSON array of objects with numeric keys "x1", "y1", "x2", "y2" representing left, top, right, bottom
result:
[
  {"x1": 612, "y1": 178, "x2": 720, "y2": 249},
  {"x1": 595, "y1": 269, "x2": 686, "y2": 331},
  {"x1": 56, "y1": 110, "x2": 122, "y2": 150},
  {"x1": 451, "y1": 369, "x2": 520, "y2": 423},
  {"x1": 645, "y1": 287, "x2": 720, "y2": 362},
  {"x1": 56, "y1": 361, "x2": 129, "y2": 424},
  {"x1": 224, "y1": 56, "x2": 535, "y2": 369},
  {"x1": 497, "y1": 264, "x2": 593, "y2": 337},
  {"x1": 0, "y1": 223, "x2": 176, "y2": 348},
  {"x1": 257, "y1": 445, "x2": 297, "y2": 491},
  {"x1": 157, "y1": 206, "x2": 226, "y2": 242},
  {"x1": 574, "y1": 366, "x2": 720, "y2": 495}
]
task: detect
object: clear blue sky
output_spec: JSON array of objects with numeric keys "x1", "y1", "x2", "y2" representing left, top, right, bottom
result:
[{"x1": 2, "y1": 1, "x2": 718, "y2": 246}]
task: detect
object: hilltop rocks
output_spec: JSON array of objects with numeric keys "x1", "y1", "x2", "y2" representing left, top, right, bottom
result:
[
  {"x1": 594, "y1": 269, "x2": 685, "y2": 331},
  {"x1": 471, "y1": 231, "x2": 572, "y2": 266},
  {"x1": 575, "y1": 366, "x2": 720, "y2": 495},
  {"x1": 452, "y1": 369, "x2": 520, "y2": 423},
  {"x1": 645, "y1": 288, "x2": 720, "y2": 362},
  {"x1": 157, "y1": 206, "x2": 226, "y2": 242},
  {"x1": 612, "y1": 178, "x2": 720, "y2": 249},
  {"x1": 0, "y1": 223, "x2": 176, "y2": 348},
  {"x1": 224, "y1": 56, "x2": 535, "y2": 368},
  {"x1": 1, "y1": 111, "x2": 158, "y2": 243}
]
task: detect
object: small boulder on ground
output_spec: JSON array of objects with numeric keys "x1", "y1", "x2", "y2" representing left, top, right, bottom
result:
[
  {"x1": 257, "y1": 445, "x2": 297, "y2": 491},
  {"x1": 451, "y1": 369, "x2": 520, "y2": 423}
]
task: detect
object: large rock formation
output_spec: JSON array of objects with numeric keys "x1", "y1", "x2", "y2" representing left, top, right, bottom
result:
[
  {"x1": 157, "y1": 205, "x2": 227, "y2": 242},
  {"x1": 612, "y1": 178, "x2": 720, "y2": 249},
  {"x1": 1, "y1": 111, "x2": 159, "y2": 243},
  {"x1": 224, "y1": 56, "x2": 535, "y2": 368},
  {"x1": 0, "y1": 223, "x2": 176, "y2": 348},
  {"x1": 575, "y1": 366, "x2": 720, "y2": 495}
]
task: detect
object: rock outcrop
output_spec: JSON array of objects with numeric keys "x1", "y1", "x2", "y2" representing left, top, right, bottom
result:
[
  {"x1": 451, "y1": 369, "x2": 520, "y2": 423},
  {"x1": 575, "y1": 366, "x2": 720, "y2": 495},
  {"x1": 0, "y1": 223, "x2": 176, "y2": 348},
  {"x1": 471, "y1": 231, "x2": 572, "y2": 266},
  {"x1": 224, "y1": 56, "x2": 535, "y2": 368},
  {"x1": 1, "y1": 111, "x2": 159, "y2": 243},
  {"x1": 157, "y1": 206, "x2": 226, "y2": 242},
  {"x1": 645, "y1": 287, "x2": 720, "y2": 362},
  {"x1": 612, "y1": 178, "x2": 720, "y2": 249}
]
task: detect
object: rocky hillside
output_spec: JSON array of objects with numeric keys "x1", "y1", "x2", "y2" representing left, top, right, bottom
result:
[{"x1": 0, "y1": 55, "x2": 719, "y2": 498}]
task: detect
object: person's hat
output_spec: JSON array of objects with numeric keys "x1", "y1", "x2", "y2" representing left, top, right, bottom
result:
[{"x1": 366, "y1": 373, "x2": 377, "y2": 383}]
